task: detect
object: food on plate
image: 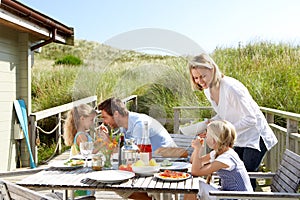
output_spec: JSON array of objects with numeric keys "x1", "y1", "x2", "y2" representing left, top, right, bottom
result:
[
  {"x1": 149, "y1": 158, "x2": 158, "y2": 166},
  {"x1": 64, "y1": 159, "x2": 84, "y2": 166},
  {"x1": 134, "y1": 159, "x2": 146, "y2": 167},
  {"x1": 154, "y1": 147, "x2": 188, "y2": 158},
  {"x1": 158, "y1": 170, "x2": 190, "y2": 179},
  {"x1": 161, "y1": 159, "x2": 173, "y2": 167},
  {"x1": 132, "y1": 159, "x2": 160, "y2": 175},
  {"x1": 118, "y1": 164, "x2": 133, "y2": 172}
]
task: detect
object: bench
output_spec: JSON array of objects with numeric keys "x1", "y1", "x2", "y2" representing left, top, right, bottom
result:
[
  {"x1": 0, "y1": 179, "x2": 56, "y2": 200},
  {"x1": 209, "y1": 149, "x2": 300, "y2": 200}
]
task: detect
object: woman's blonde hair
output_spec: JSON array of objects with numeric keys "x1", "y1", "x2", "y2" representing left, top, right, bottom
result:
[
  {"x1": 188, "y1": 53, "x2": 223, "y2": 91},
  {"x1": 63, "y1": 104, "x2": 96, "y2": 146}
]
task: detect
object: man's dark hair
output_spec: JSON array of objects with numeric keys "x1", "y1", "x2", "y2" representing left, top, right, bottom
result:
[{"x1": 97, "y1": 97, "x2": 128, "y2": 116}]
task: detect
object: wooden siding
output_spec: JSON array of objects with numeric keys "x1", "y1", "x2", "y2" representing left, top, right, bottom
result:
[
  {"x1": 0, "y1": 24, "x2": 18, "y2": 171},
  {"x1": 0, "y1": 24, "x2": 31, "y2": 171}
]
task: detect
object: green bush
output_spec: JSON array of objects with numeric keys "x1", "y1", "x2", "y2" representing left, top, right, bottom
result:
[{"x1": 54, "y1": 55, "x2": 83, "y2": 66}]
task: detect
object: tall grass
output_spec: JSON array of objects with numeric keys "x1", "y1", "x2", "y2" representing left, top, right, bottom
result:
[
  {"x1": 33, "y1": 40, "x2": 299, "y2": 114},
  {"x1": 212, "y1": 42, "x2": 299, "y2": 113}
]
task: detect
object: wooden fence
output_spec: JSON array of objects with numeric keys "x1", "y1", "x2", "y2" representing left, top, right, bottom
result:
[{"x1": 173, "y1": 106, "x2": 300, "y2": 172}]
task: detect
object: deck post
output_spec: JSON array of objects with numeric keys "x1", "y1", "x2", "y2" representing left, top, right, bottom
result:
[{"x1": 174, "y1": 108, "x2": 180, "y2": 134}]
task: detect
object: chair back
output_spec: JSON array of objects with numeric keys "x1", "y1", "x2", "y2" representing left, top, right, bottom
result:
[
  {"x1": 170, "y1": 134, "x2": 194, "y2": 156},
  {"x1": 271, "y1": 149, "x2": 300, "y2": 193},
  {"x1": 0, "y1": 179, "x2": 50, "y2": 200}
]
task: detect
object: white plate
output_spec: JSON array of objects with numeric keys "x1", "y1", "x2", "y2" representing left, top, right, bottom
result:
[
  {"x1": 132, "y1": 165, "x2": 160, "y2": 176},
  {"x1": 154, "y1": 171, "x2": 191, "y2": 181},
  {"x1": 86, "y1": 170, "x2": 135, "y2": 183},
  {"x1": 160, "y1": 162, "x2": 191, "y2": 171},
  {"x1": 49, "y1": 160, "x2": 84, "y2": 169},
  {"x1": 179, "y1": 121, "x2": 207, "y2": 136},
  {"x1": 70, "y1": 154, "x2": 92, "y2": 160}
]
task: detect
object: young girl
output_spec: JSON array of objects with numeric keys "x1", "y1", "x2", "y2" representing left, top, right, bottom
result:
[
  {"x1": 191, "y1": 120, "x2": 253, "y2": 200},
  {"x1": 63, "y1": 103, "x2": 98, "y2": 157}
]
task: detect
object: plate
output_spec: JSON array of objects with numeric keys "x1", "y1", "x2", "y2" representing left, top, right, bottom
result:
[
  {"x1": 70, "y1": 154, "x2": 92, "y2": 160},
  {"x1": 49, "y1": 160, "x2": 84, "y2": 169},
  {"x1": 179, "y1": 121, "x2": 207, "y2": 136},
  {"x1": 160, "y1": 162, "x2": 191, "y2": 171},
  {"x1": 154, "y1": 171, "x2": 191, "y2": 181},
  {"x1": 86, "y1": 170, "x2": 135, "y2": 183},
  {"x1": 132, "y1": 165, "x2": 160, "y2": 176}
]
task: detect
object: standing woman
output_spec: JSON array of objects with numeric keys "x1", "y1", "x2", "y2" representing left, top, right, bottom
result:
[{"x1": 188, "y1": 53, "x2": 278, "y2": 190}]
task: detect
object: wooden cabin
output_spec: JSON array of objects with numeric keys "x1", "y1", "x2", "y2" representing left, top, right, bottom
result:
[{"x1": 0, "y1": 0, "x2": 74, "y2": 171}]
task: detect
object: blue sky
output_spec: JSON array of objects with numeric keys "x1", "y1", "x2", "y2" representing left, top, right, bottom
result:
[{"x1": 19, "y1": 0, "x2": 300, "y2": 54}]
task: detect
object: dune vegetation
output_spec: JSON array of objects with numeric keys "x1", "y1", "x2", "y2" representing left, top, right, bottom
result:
[{"x1": 32, "y1": 39, "x2": 299, "y2": 162}]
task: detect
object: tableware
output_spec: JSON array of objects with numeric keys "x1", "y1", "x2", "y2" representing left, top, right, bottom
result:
[
  {"x1": 86, "y1": 170, "x2": 135, "y2": 183},
  {"x1": 92, "y1": 154, "x2": 103, "y2": 171},
  {"x1": 152, "y1": 156, "x2": 189, "y2": 163},
  {"x1": 49, "y1": 160, "x2": 84, "y2": 170},
  {"x1": 132, "y1": 165, "x2": 160, "y2": 176},
  {"x1": 159, "y1": 162, "x2": 191, "y2": 171},
  {"x1": 179, "y1": 121, "x2": 207, "y2": 136},
  {"x1": 80, "y1": 141, "x2": 94, "y2": 167},
  {"x1": 70, "y1": 154, "x2": 91, "y2": 160},
  {"x1": 154, "y1": 171, "x2": 191, "y2": 181}
]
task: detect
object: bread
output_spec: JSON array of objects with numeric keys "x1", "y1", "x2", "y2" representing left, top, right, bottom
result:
[{"x1": 154, "y1": 147, "x2": 188, "y2": 158}]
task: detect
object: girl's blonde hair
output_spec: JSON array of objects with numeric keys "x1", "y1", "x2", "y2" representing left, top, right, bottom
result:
[
  {"x1": 207, "y1": 120, "x2": 236, "y2": 156},
  {"x1": 188, "y1": 53, "x2": 223, "y2": 91},
  {"x1": 206, "y1": 120, "x2": 236, "y2": 184},
  {"x1": 63, "y1": 104, "x2": 96, "y2": 146}
]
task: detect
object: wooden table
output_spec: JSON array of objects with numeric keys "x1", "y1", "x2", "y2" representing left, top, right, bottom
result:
[{"x1": 17, "y1": 166, "x2": 200, "y2": 200}]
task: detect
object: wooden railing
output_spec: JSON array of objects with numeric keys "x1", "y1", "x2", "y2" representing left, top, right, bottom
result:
[
  {"x1": 28, "y1": 95, "x2": 137, "y2": 166},
  {"x1": 173, "y1": 106, "x2": 300, "y2": 172}
]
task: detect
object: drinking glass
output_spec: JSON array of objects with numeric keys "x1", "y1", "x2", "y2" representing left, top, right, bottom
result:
[{"x1": 80, "y1": 141, "x2": 94, "y2": 167}]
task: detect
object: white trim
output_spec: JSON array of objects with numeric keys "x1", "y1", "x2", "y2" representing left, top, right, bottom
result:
[{"x1": 0, "y1": 8, "x2": 66, "y2": 43}]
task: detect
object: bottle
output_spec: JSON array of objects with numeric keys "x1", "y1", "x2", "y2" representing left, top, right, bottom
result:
[
  {"x1": 118, "y1": 132, "x2": 125, "y2": 166},
  {"x1": 138, "y1": 121, "x2": 152, "y2": 165},
  {"x1": 121, "y1": 138, "x2": 139, "y2": 166}
]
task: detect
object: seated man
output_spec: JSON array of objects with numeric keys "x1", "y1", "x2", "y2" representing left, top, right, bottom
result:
[{"x1": 97, "y1": 97, "x2": 177, "y2": 152}]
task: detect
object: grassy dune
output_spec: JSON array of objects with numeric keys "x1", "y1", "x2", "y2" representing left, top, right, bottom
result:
[{"x1": 32, "y1": 40, "x2": 299, "y2": 162}]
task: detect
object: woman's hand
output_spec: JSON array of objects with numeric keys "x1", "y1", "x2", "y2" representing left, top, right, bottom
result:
[{"x1": 198, "y1": 118, "x2": 211, "y2": 138}]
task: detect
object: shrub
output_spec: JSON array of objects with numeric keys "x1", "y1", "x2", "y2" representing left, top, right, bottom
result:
[{"x1": 54, "y1": 55, "x2": 83, "y2": 66}]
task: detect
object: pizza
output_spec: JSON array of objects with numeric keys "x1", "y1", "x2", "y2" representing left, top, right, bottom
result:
[{"x1": 157, "y1": 170, "x2": 190, "y2": 180}]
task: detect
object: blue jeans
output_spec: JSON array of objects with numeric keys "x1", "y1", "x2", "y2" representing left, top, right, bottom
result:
[{"x1": 233, "y1": 137, "x2": 267, "y2": 190}]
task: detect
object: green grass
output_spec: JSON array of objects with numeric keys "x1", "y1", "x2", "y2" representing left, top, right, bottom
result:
[{"x1": 32, "y1": 40, "x2": 300, "y2": 162}]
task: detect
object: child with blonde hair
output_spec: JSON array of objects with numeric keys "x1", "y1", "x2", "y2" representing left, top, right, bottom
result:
[
  {"x1": 191, "y1": 120, "x2": 253, "y2": 200},
  {"x1": 63, "y1": 103, "x2": 98, "y2": 157}
]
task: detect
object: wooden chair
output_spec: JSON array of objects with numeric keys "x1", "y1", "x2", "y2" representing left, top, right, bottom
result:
[
  {"x1": 0, "y1": 179, "x2": 56, "y2": 200},
  {"x1": 209, "y1": 149, "x2": 300, "y2": 200},
  {"x1": 170, "y1": 133, "x2": 194, "y2": 156}
]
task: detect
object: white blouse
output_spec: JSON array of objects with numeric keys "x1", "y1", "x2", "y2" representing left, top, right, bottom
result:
[{"x1": 204, "y1": 76, "x2": 277, "y2": 151}]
